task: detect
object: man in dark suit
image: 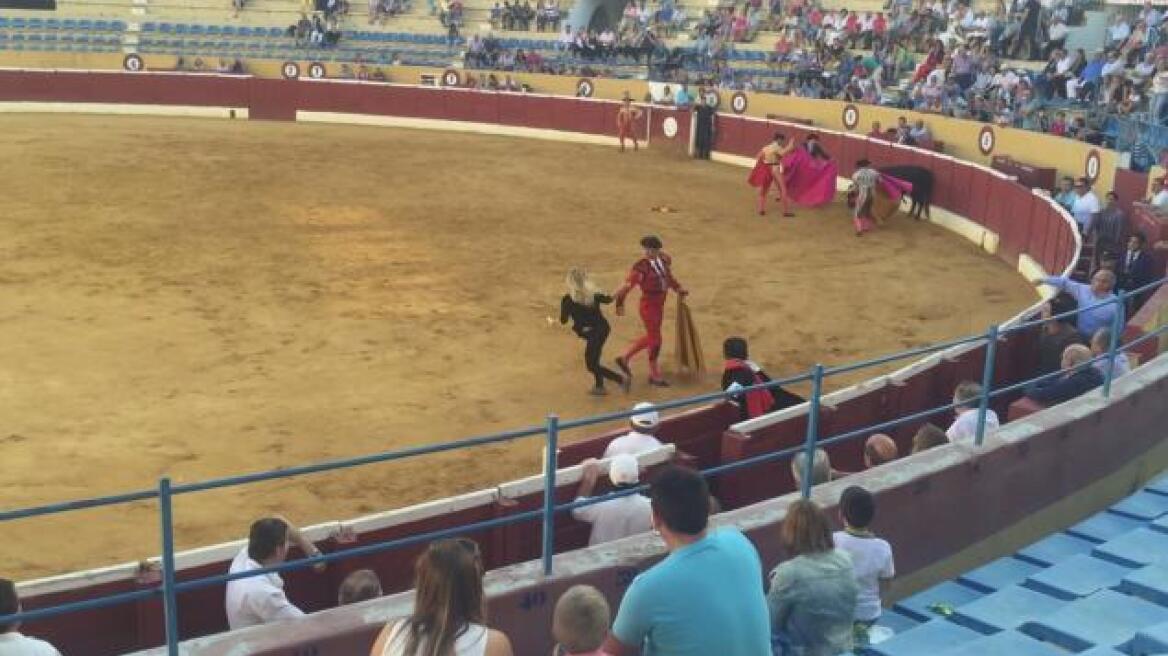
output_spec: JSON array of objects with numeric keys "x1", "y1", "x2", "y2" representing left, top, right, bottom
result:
[
  {"x1": 1118, "y1": 233, "x2": 1158, "y2": 314},
  {"x1": 1025, "y1": 344, "x2": 1104, "y2": 406}
]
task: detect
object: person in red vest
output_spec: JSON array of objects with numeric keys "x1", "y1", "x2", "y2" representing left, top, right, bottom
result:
[
  {"x1": 616, "y1": 93, "x2": 643, "y2": 153},
  {"x1": 614, "y1": 235, "x2": 688, "y2": 387}
]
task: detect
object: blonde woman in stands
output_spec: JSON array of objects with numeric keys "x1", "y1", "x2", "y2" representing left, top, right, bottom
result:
[{"x1": 370, "y1": 539, "x2": 513, "y2": 656}]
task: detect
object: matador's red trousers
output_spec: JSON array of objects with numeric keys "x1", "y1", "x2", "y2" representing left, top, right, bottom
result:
[{"x1": 623, "y1": 293, "x2": 666, "y2": 379}]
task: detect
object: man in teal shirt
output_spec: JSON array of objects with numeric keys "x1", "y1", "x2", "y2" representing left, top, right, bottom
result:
[{"x1": 603, "y1": 466, "x2": 771, "y2": 656}]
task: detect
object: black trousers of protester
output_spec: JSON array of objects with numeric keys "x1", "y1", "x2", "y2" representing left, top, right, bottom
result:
[
  {"x1": 582, "y1": 326, "x2": 622, "y2": 388},
  {"x1": 694, "y1": 106, "x2": 714, "y2": 159}
]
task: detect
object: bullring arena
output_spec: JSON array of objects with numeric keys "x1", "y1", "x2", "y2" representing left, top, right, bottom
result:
[
  {"x1": 0, "y1": 63, "x2": 1165, "y2": 656},
  {"x1": 1, "y1": 112, "x2": 1034, "y2": 580}
]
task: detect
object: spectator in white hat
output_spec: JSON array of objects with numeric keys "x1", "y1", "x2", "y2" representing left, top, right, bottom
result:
[
  {"x1": 571, "y1": 455, "x2": 653, "y2": 546},
  {"x1": 603, "y1": 402, "x2": 664, "y2": 458}
]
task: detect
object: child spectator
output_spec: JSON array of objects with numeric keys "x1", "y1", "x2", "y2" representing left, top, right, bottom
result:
[
  {"x1": 833, "y1": 486, "x2": 895, "y2": 647},
  {"x1": 553, "y1": 585, "x2": 611, "y2": 656}
]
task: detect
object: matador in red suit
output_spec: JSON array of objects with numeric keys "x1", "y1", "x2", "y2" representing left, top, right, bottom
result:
[{"x1": 614, "y1": 235, "x2": 688, "y2": 387}]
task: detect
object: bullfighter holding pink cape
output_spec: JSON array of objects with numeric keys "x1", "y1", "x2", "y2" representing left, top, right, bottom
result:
[{"x1": 748, "y1": 132, "x2": 840, "y2": 217}]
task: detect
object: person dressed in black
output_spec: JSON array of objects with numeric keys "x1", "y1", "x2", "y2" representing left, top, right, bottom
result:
[
  {"x1": 561, "y1": 268, "x2": 628, "y2": 396},
  {"x1": 720, "y1": 336, "x2": 804, "y2": 421}
]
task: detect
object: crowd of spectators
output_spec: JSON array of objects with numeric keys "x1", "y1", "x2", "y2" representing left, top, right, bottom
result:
[{"x1": 489, "y1": 0, "x2": 562, "y2": 31}]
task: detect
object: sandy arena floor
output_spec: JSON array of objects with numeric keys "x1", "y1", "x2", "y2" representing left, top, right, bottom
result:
[{"x1": 0, "y1": 115, "x2": 1035, "y2": 578}]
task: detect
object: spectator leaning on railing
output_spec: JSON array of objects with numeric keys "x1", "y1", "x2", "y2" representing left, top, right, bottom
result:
[
  {"x1": 1034, "y1": 270, "x2": 1118, "y2": 341},
  {"x1": 226, "y1": 516, "x2": 325, "y2": 630},
  {"x1": 571, "y1": 454, "x2": 653, "y2": 546}
]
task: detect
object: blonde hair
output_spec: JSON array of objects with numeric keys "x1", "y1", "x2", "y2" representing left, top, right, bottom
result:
[
  {"x1": 566, "y1": 268, "x2": 601, "y2": 307},
  {"x1": 553, "y1": 585, "x2": 611, "y2": 654}
]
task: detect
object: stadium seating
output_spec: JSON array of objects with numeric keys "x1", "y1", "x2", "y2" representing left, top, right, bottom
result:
[{"x1": 859, "y1": 471, "x2": 1168, "y2": 655}]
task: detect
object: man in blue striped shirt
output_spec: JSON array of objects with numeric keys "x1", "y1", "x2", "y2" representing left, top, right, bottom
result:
[{"x1": 1035, "y1": 270, "x2": 1119, "y2": 340}]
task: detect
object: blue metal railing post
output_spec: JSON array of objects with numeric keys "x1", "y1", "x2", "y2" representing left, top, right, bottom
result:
[
  {"x1": 800, "y1": 364, "x2": 824, "y2": 500},
  {"x1": 1103, "y1": 290, "x2": 1127, "y2": 398},
  {"x1": 541, "y1": 414, "x2": 559, "y2": 576},
  {"x1": 159, "y1": 478, "x2": 180, "y2": 656},
  {"x1": 975, "y1": 325, "x2": 999, "y2": 446}
]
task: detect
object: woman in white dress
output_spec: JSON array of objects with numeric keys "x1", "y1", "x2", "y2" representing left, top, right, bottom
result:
[{"x1": 370, "y1": 539, "x2": 514, "y2": 656}]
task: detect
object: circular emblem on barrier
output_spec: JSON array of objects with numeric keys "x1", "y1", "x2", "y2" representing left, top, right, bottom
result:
[
  {"x1": 703, "y1": 90, "x2": 721, "y2": 108},
  {"x1": 442, "y1": 69, "x2": 460, "y2": 87},
  {"x1": 1085, "y1": 149, "x2": 1102, "y2": 183},
  {"x1": 308, "y1": 62, "x2": 326, "y2": 79},
  {"x1": 730, "y1": 92, "x2": 748, "y2": 114},
  {"x1": 122, "y1": 53, "x2": 144, "y2": 72},
  {"x1": 842, "y1": 103, "x2": 859, "y2": 130},
  {"x1": 977, "y1": 125, "x2": 996, "y2": 155},
  {"x1": 281, "y1": 61, "x2": 301, "y2": 80},
  {"x1": 576, "y1": 78, "x2": 594, "y2": 98},
  {"x1": 662, "y1": 116, "x2": 679, "y2": 139}
]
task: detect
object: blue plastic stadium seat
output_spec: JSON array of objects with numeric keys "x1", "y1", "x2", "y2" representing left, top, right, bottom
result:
[
  {"x1": 1016, "y1": 532, "x2": 1096, "y2": 567},
  {"x1": 45, "y1": 18, "x2": 60, "y2": 29},
  {"x1": 1147, "y1": 472, "x2": 1168, "y2": 497},
  {"x1": 11, "y1": 17, "x2": 27, "y2": 28},
  {"x1": 112, "y1": 20, "x2": 126, "y2": 31},
  {"x1": 236, "y1": 26, "x2": 251, "y2": 36},
  {"x1": 1094, "y1": 528, "x2": 1168, "y2": 568},
  {"x1": 94, "y1": 20, "x2": 110, "y2": 30},
  {"x1": 1024, "y1": 554, "x2": 1134, "y2": 600},
  {"x1": 1022, "y1": 589, "x2": 1168, "y2": 652},
  {"x1": 176, "y1": 24, "x2": 189, "y2": 34},
  {"x1": 1153, "y1": 515, "x2": 1168, "y2": 535},
  {"x1": 1120, "y1": 564, "x2": 1168, "y2": 608},
  {"x1": 958, "y1": 557, "x2": 1044, "y2": 594},
  {"x1": 894, "y1": 581, "x2": 985, "y2": 623},
  {"x1": 1067, "y1": 511, "x2": 1145, "y2": 544},
  {"x1": 1130, "y1": 620, "x2": 1168, "y2": 656},
  {"x1": 159, "y1": 23, "x2": 173, "y2": 33},
  {"x1": 936, "y1": 630, "x2": 1065, "y2": 656},
  {"x1": 268, "y1": 27, "x2": 283, "y2": 37},
  {"x1": 76, "y1": 19, "x2": 93, "y2": 30},
  {"x1": 951, "y1": 584, "x2": 1067, "y2": 634},
  {"x1": 28, "y1": 17, "x2": 44, "y2": 28},
  {"x1": 866, "y1": 620, "x2": 982, "y2": 656},
  {"x1": 1110, "y1": 492, "x2": 1168, "y2": 521},
  {"x1": 205, "y1": 25, "x2": 219, "y2": 35},
  {"x1": 28, "y1": 34, "x2": 42, "y2": 41},
  {"x1": 142, "y1": 22, "x2": 157, "y2": 32},
  {"x1": 875, "y1": 609, "x2": 920, "y2": 636},
  {"x1": 12, "y1": 33, "x2": 25, "y2": 41}
]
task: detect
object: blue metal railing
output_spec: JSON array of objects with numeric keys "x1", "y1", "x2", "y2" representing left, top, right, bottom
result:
[{"x1": 0, "y1": 274, "x2": 1164, "y2": 656}]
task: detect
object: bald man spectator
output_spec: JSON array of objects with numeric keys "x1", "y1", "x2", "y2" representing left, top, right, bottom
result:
[
  {"x1": 1036, "y1": 270, "x2": 1119, "y2": 340},
  {"x1": 945, "y1": 381, "x2": 998, "y2": 444},
  {"x1": 791, "y1": 448, "x2": 832, "y2": 490},
  {"x1": 1025, "y1": 344, "x2": 1104, "y2": 405},
  {"x1": 0, "y1": 578, "x2": 62, "y2": 655},
  {"x1": 338, "y1": 569, "x2": 382, "y2": 606},
  {"x1": 911, "y1": 423, "x2": 948, "y2": 453},
  {"x1": 863, "y1": 434, "x2": 898, "y2": 468},
  {"x1": 604, "y1": 402, "x2": 664, "y2": 458}
]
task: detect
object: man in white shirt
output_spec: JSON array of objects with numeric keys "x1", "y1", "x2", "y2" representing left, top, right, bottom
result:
[
  {"x1": 1071, "y1": 178, "x2": 1101, "y2": 231},
  {"x1": 225, "y1": 517, "x2": 323, "y2": 630},
  {"x1": 1149, "y1": 176, "x2": 1168, "y2": 209},
  {"x1": 0, "y1": 579, "x2": 61, "y2": 656},
  {"x1": 945, "y1": 380, "x2": 999, "y2": 443},
  {"x1": 603, "y1": 402, "x2": 664, "y2": 457},
  {"x1": 571, "y1": 454, "x2": 653, "y2": 545}
]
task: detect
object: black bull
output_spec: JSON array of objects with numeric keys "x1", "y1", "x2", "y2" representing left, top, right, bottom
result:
[{"x1": 878, "y1": 165, "x2": 934, "y2": 220}]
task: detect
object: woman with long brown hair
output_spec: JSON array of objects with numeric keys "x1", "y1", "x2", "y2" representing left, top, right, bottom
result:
[{"x1": 370, "y1": 539, "x2": 513, "y2": 656}]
